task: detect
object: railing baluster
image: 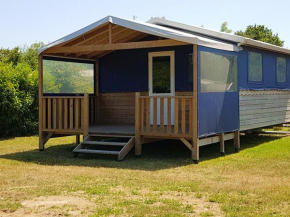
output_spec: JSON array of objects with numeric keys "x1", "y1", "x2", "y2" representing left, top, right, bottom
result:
[
  {"x1": 47, "y1": 98, "x2": 51, "y2": 129},
  {"x1": 58, "y1": 99, "x2": 62, "y2": 129},
  {"x1": 81, "y1": 98, "x2": 84, "y2": 130},
  {"x1": 53, "y1": 98, "x2": 57, "y2": 129},
  {"x1": 75, "y1": 98, "x2": 79, "y2": 130},
  {"x1": 69, "y1": 98, "x2": 74, "y2": 129},
  {"x1": 167, "y1": 98, "x2": 171, "y2": 133},
  {"x1": 64, "y1": 98, "x2": 68, "y2": 130},
  {"x1": 189, "y1": 99, "x2": 193, "y2": 135},
  {"x1": 174, "y1": 98, "x2": 179, "y2": 134},
  {"x1": 153, "y1": 98, "x2": 157, "y2": 132},
  {"x1": 160, "y1": 98, "x2": 164, "y2": 133},
  {"x1": 140, "y1": 98, "x2": 144, "y2": 133},
  {"x1": 146, "y1": 98, "x2": 150, "y2": 132},
  {"x1": 42, "y1": 98, "x2": 46, "y2": 129},
  {"x1": 182, "y1": 98, "x2": 186, "y2": 134}
]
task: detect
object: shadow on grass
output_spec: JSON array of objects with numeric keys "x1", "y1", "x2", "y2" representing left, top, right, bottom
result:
[{"x1": 0, "y1": 134, "x2": 282, "y2": 171}]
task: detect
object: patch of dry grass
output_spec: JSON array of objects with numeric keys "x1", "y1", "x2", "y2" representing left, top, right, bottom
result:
[{"x1": 0, "y1": 134, "x2": 289, "y2": 216}]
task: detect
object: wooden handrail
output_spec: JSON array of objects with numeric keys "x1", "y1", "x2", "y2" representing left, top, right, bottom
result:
[
  {"x1": 135, "y1": 93, "x2": 193, "y2": 138},
  {"x1": 41, "y1": 94, "x2": 90, "y2": 135}
]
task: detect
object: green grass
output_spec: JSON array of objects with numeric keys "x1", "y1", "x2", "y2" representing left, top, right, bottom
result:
[{"x1": 0, "y1": 134, "x2": 290, "y2": 216}]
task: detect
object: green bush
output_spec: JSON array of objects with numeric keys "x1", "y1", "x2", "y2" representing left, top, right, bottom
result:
[
  {"x1": 0, "y1": 43, "x2": 42, "y2": 137},
  {"x1": 0, "y1": 62, "x2": 38, "y2": 136}
]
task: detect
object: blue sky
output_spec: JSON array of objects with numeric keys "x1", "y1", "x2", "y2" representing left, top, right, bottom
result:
[{"x1": 1, "y1": 0, "x2": 289, "y2": 49}]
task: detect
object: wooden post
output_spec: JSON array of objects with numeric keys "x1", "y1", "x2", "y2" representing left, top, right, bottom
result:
[
  {"x1": 135, "y1": 92, "x2": 142, "y2": 156},
  {"x1": 220, "y1": 133, "x2": 225, "y2": 156},
  {"x1": 38, "y1": 54, "x2": 45, "y2": 151},
  {"x1": 192, "y1": 44, "x2": 199, "y2": 163},
  {"x1": 109, "y1": 23, "x2": 112, "y2": 44},
  {"x1": 234, "y1": 130, "x2": 240, "y2": 152},
  {"x1": 83, "y1": 93, "x2": 89, "y2": 138},
  {"x1": 76, "y1": 135, "x2": 80, "y2": 146},
  {"x1": 95, "y1": 59, "x2": 100, "y2": 124}
]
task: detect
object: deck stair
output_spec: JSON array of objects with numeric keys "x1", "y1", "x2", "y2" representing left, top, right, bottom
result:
[{"x1": 73, "y1": 135, "x2": 135, "y2": 161}]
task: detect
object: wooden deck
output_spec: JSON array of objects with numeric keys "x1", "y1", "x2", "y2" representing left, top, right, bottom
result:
[{"x1": 89, "y1": 125, "x2": 135, "y2": 136}]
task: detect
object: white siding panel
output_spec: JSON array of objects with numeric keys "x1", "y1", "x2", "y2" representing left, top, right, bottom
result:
[{"x1": 240, "y1": 90, "x2": 290, "y2": 131}]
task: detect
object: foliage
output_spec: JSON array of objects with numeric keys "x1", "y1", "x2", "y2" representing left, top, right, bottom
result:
[
  {"x1": 43, "y1": 60, "x2": 94, "y2": 94},
  {"x1": 0, "y1": 43, "x2": 43, "y2": 137},
  {"x1": 220, "y1": 22, "x2": 232, "y2": 33},
  {"x1": 235, "y1": 24, "x2": 284, "y2": 47}
]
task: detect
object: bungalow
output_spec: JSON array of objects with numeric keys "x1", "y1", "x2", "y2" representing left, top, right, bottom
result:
[{"x1": 38, "y1": 16, "x2": 290, "y2": 162}]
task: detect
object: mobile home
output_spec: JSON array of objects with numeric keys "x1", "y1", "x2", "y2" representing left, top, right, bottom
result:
[{"x1": 38, "y1": 16, "x2": 290, "y2": 162}]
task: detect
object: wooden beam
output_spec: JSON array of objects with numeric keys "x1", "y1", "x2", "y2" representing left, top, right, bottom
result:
[
  {"x1": 109, "y1": 23, "x2": 112, "y2": 44},
  {"x1": 220, "y1": 133, "x2": 225, "y2": 155},
  {"x1": 180, "y1": 138, "x2": 192, "y2": 151},
  {"x1": 234, "y1": 130, "x2": 240, "y2": 152},
  {"x1": 135, "y1": 92, "x2": 142, "y2": 155},
  {"x1": 192, "y1": 44, "x2": 199, "y2": 163},
  {"x1": 38, "y1": 54, "x2": 44, "y2": 150},
  {"x1": 95, "y1": 59, "x2": 100, "y2": 123},
  {"x1": 44, "y1": 39, "x2": 189, "y2": 54}
]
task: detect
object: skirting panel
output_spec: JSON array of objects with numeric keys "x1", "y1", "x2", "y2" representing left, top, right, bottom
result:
[{"x1": 239, "y1": 90, "x2": 290, "y2": 131}]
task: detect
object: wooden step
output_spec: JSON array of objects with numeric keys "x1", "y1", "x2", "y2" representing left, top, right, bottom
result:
[
  {"x1": 82, "y1": 140, "x2": 127, "y2": 146},
  {"x1": 73, "y1": 149, "x2": 119, "y2": 155}
]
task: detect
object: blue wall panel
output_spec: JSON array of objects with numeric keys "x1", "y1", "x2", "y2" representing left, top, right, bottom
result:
[
  {"x1": 198, "y1": 46, "x2": 239, "y2": 137},
  {"x1": 99, "y1": 45, "x2": 193, "y2": 93},
  {"x1": 238, "y1": 47, "x2": 290, "y2": 90}
]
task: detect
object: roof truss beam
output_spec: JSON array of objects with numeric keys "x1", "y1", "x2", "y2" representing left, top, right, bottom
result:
[{"x1": 43, "y1": 39, "x2": 189, "y2": 54}]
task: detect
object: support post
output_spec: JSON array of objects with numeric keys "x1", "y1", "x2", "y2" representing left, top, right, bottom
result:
[
  {"x1": 83, "y1": 93, "x2": 89, "y2": 138},
  {"x1": 191, "y1": 44, "x2": 199, "y2": 163},
  {"x1": 95, "y1": 59, "x2": 100, "y2": 124},
  {"x1": 220, "y1": 133, "x2": 225, "y2": 156},
  {"x1": 234, "y1": 130, "x2": 240, "y2": 152},
  {"x1": 76, "y1": 135, "x2": 80, "y2": 145},
  {"x1": 38, "y1": 54, "x2": 44, "y2": 151},
  {"x1": 135, "y1": 92, "x2": 142, "y2": 156}
]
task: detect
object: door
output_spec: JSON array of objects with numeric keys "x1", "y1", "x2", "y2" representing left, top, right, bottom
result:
[{"x1": 148, "y1": 51, "x2": 175, "y2": 125}]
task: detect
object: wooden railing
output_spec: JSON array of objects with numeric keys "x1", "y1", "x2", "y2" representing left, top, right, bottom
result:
[
  {"x1": 89, "y1": 95, "x2": 99, "y2": 125},
  {"x1": 41, "y1": 94, "x2": 89, "y2": 135},
  {"x1": 135, "y1": 92, "x2": 193, "y2": 139}
]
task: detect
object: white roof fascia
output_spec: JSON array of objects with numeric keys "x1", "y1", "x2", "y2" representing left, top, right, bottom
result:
[
  {"x1": 148, "y1": 17, "x2": 290, "y2": 56},
  {"x1": 147, "y1": 17, "x2": 245, "y2": 44},
  {"x1": 38, "y1": 16, "x2": 239, "y2": 55}
]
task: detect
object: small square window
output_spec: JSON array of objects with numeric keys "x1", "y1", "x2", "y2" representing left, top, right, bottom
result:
[
  {"x1": 248, "y1": 52, "x2": 263, "y2": 82},
  {"x1": 276, "y1": 57, "x2": 287, "y2": 83}
]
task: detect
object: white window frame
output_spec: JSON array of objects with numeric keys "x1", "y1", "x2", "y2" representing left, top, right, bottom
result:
[{"x1": 148, "y1": 51, "x2": 175, "y2": 96}]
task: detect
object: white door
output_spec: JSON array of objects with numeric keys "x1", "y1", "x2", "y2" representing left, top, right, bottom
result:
[{"x1": 148, "y1": 51, "x2": 175, "y2": 125}]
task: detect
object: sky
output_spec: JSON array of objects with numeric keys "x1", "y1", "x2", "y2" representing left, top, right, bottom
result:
[{"x1": 0, "y1": 0, "x2": 289, "y2": 49}]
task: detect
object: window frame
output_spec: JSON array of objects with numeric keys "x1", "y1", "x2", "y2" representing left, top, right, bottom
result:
[
  {"x1": 276, "y1": 56, "x2": 287, "y2": 85},
  {"x1": 247, "y1": 51, "x2": 263, "y2": 84},
  {"x1": 42, "y1": 56, "x2": 95, "y2": 96},
  {"x1": 148, "y1": 51, "x2": 175, "y2": 96},
  {"x1": 199, "y1": 50, "x2": 238, "y2": 93}
]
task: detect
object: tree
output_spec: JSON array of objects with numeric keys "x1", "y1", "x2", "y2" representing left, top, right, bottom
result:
[
  {"x1": 235, "y1": 24, "x2": 284, "y2": 47},
  {"x1": 220, "y1": 22, "x2": 232, "y2": 33}
]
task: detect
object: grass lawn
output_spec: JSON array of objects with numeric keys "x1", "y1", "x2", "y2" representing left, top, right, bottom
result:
[{"x1": 0, "y1": 133, "x2": 290, "y2": 216}]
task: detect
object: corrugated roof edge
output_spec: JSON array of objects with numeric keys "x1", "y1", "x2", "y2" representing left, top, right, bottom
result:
[{"x1": 147, "y1": 17, "x2": 290, "y2": 56}]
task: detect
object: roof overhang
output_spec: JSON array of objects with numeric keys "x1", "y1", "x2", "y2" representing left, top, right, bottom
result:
[
  {"x1": 38, "y1": 16, "x2": 239, "y2": 58},
  {"x1": 148, "y1": 17, "x2": 290, "y2": 56}
]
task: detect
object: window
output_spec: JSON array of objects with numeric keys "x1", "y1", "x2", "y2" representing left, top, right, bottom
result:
[
  {"x1": 276, "y1": 57, "x2": 287, "y2": 83},
  {"x1": 148, "y1": 51, "x2": 174, "y2": 96},
  {"x1": 43, "y1": 58, "x2": 94, "y2": 94},
  {"x1": 248, "y1": 51, "x2": 263, "y2": 82},
  {"x1": 200, "y1": 51, "x2": 237, "y2": 93}
]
